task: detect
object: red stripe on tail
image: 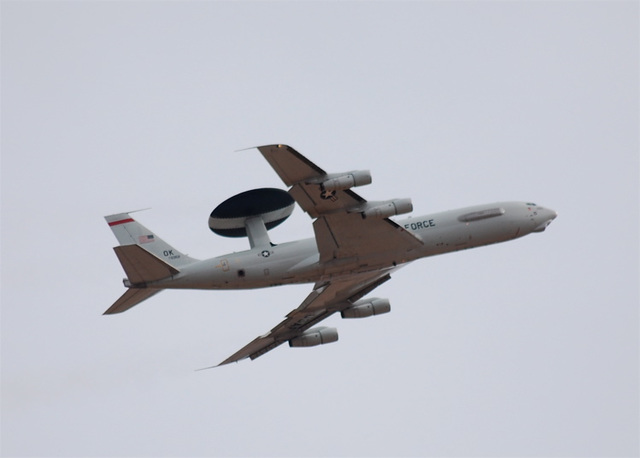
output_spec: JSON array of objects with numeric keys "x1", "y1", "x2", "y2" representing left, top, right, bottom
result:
[{"x1": 108, "y1": 218, "x2": 135, "y2": 227}]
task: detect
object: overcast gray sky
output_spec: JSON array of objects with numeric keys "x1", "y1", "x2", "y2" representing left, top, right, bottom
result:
[{"x1": 2, "y1": 1, "x2": 638, "y2": 457}]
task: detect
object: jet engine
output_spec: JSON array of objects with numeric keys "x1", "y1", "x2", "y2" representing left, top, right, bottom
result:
[
  {"x1": 360, "y1": 198, "x2": 413, "y2": 219},
  {"x1": 341, "y1": 297, "x2": 391, "y2": 319},
  {"x1": 321, "y1": 170, "x2": 372, "y2": 192},
  {"x1": 289, "y1": 326, "x2": 339, "y2": 348}
]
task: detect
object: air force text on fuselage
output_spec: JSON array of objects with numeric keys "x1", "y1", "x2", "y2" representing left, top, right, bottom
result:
[{"x1": 404, "y1": 219, "x2": 436, "y2": 231}]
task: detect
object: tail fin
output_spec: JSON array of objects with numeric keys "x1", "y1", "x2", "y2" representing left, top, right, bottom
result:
[
  {"x1": 105, "y1": 212, "x2": 198, "y2": 268},
  {"x1": 104, "y1": 212, "x2": 199, "y2": 314}
]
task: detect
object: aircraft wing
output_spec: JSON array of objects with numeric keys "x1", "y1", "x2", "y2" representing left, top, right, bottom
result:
[
  {"x1": 210, "y1": 145, "x2": 420, "y2": 366},
  {"x1": 214, "y1": 269, "x2": 394, "y2": 366},
  {"x1": 257, "y1": 144, "x2": 423, "y2": 263}
]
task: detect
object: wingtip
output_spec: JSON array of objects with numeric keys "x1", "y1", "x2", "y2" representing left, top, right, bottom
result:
[
  {"x1": 234, "y1": 146, "x2": 257, "y2": 153},
  {"x1": 194, "y1": 365, "x2": 217, "y2": 372},
  {"x1": 195, "y1": 360, "x2": 238, "y2": 371},
  {"x1": 234, "y1": 144, "x2": 289, "y2": 153}
]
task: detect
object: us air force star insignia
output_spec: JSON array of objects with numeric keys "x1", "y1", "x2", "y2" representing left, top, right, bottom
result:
[
  {"x1": 261, "y1": 250, "x2": 271, "y2": 258},
  {"x1": 321, "y1": 189, "x2": 337, "y2": 200}
]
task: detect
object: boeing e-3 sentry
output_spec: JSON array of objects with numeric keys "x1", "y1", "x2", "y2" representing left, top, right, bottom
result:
[{"x1": 104, "y1": 144, "x2": 557, "y2": 366}]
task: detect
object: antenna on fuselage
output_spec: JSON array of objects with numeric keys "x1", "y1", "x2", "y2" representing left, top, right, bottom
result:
[{"x1": 208, "y1": 188, "x2": 295, "y2": 249}]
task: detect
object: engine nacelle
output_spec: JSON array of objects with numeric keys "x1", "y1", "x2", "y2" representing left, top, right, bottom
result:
[
  {"x1": 321, "y1": 170, "x2": 372, "y2": 192},
  {"x1": 361, "y1": 198, "x2": 413, "y2": 219},
  {"x1": 289, "y1": 326, "x2": 339, "y2": 348},
  {"x1": 341, "y1": 297, "x2": 391, "y2": 319}
]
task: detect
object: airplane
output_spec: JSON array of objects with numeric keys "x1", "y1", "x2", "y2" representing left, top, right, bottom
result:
[{"x1": 104, "y1": 144, "x2": 557, "y2": 366}]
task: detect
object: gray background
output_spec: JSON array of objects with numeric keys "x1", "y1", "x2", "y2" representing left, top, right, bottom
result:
[{"x1": 2, "y1": 2, "x2": 638, "y2": 457}]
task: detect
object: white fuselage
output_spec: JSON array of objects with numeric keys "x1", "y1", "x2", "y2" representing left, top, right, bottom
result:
[{"x1": 148, "y1": 201, "x2": 557, "y2": 291}]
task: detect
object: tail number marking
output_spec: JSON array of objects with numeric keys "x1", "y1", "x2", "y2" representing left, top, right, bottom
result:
[{"x1": 163, "y1": 250, "x2": 181, "y2": 260}]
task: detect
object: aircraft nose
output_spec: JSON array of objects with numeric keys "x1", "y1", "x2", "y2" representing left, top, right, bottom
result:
[{"x1": 532, "y1": 207, "x2": 557, "y2": 232}]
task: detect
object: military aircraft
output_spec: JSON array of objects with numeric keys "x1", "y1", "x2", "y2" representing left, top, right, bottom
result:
[{"x1": 104, "y1": 144, "x2": 557, "y2": 366}]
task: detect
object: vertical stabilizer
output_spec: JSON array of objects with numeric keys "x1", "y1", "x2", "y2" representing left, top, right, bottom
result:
[{"x1": 105, "y1": 212, "x2": 198, "y2": 268}]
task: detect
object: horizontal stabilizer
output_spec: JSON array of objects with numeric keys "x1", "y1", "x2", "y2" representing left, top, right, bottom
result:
[
  {"x1": 114, "y1": 244, "x2": 179, "y2": 285},
  {"x1": 104, "y1": 288, "x2": 162, "y2": 315}
]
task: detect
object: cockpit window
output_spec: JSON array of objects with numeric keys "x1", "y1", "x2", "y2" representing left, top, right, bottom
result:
[{"x1": 526, "y1": 202, "x2": 537, "y2": 206}]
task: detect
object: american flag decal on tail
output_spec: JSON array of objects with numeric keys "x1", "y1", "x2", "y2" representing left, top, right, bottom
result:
[{"x1": 138, "y1": 235, "x2": 155, "y2": 244}]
